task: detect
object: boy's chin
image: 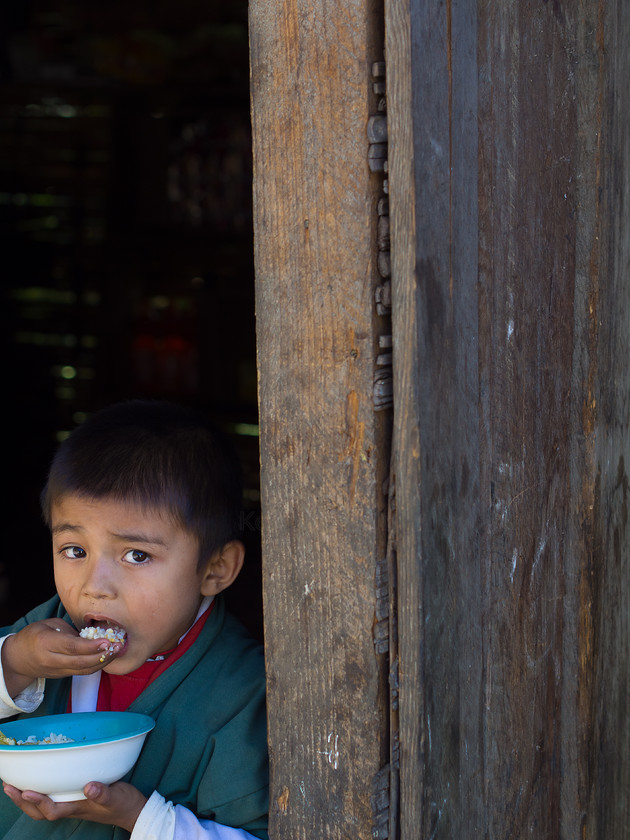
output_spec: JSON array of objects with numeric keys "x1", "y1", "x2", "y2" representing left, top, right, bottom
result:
[{"x1": 102, "y1": 655, "x2": 136, "y2": 675}]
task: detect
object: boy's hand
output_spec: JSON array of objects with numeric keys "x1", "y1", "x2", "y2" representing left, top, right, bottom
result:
[
  {"x1": 2, "y1": 780, "x2": 148, "y2": 833},
  {"x1": 1, "y1": 619, "x2": 123, "y2": 699}
]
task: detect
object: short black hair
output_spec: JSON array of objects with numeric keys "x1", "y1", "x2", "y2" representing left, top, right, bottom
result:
[{"x1": 41, "y1": 400, "x2": 243, "y2": 564}]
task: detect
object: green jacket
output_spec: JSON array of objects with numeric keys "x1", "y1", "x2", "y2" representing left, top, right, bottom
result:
[{"x1": 0, "y1": 595, "x2": 269, "y2": 840}]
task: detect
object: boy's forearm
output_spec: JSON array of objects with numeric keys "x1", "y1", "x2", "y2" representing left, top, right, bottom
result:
[{"x1": 0, "y1": 635, "x2": 37, "y2": 700}]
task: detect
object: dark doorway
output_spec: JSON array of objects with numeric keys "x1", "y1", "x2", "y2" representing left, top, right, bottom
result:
[{"x1": 0, "y1": 1, "x2": 262, "y2": 639}]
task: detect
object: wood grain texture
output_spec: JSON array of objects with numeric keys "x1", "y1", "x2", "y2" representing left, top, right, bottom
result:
[
  {"x1": 586, "y1": 3, "x2": 630, "y2": 834},
  {"x1": 386, "y1": 0, "x2": 630, "y2": 836},
  {"x1": 383, "y1": 0, "x2": 424, "y2": 834},
  {"x1": 249, "y1": 1, "x2": 389, "y2": 837}
]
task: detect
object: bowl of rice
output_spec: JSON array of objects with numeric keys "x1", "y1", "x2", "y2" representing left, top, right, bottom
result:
[{"x1": 0, "y1": 712, "x2": 155, "y2": 801}]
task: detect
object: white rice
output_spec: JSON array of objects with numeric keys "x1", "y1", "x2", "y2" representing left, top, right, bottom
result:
[
  {"x1": 0, "y1": 732, "x2": 74, "y2": 746},
  {"x1": 17, "y1": 733, "x2": 74, "y2": 745},
  {"x1": 79, "y1": 625, "x2": 126, "y2": 652}
]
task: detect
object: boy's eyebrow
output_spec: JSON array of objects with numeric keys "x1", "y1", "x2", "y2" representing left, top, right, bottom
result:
[
  {"x1": 111, "y1": 530, "x2": 169, "y2": 547},
  {"x1": 51, "y1": 523, "x2": 168, "y2": 547},
  {"x1": 52, "y1": 522, "x2": 83, "y2": 535}
]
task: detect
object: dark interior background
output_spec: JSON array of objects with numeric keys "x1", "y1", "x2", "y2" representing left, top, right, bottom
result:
[{"x1": 0, "y1": 0, "x2": 263, "y2": 640}]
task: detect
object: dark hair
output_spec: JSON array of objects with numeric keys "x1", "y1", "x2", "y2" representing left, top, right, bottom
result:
[{"x1": 40, "y1": 400, "x2": 243, "y2": 565}]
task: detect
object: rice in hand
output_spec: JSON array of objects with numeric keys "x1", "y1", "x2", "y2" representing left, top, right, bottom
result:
[{"x1": 79, "y1": 625, "x2": 126, "y2": 652}]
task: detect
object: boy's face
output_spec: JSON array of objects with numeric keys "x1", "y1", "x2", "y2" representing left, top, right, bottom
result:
[{"x1": 51, "y1": 494, "x2": 214, "y2": 674}]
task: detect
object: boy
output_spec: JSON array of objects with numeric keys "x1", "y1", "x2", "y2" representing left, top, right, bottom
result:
[{"x1": 0, "y1": 401, "x2": 268, "y2": 840}]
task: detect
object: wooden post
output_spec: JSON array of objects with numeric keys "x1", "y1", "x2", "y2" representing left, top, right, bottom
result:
[
  {"x1": 386, "y1": 0, "x2": 630, "y2": 837},
  {"x1": 249, "y1": 1, "x2": 389, "y2": 837}
]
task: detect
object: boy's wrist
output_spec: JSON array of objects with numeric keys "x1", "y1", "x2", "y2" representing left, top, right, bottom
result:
[
  {"x1": 119, "y1": 792, "x2": 149, "y2": 833},
  {"x1": 115, "y1": 787, "x2": 148, "y2": 833}
]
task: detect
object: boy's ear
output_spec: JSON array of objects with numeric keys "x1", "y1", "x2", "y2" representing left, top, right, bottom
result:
[{"x1": 200, "y1": 540, "x2": 245, "y2": 596}]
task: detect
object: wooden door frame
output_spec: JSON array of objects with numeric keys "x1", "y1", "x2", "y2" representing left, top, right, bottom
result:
[{"x1": 249, "y1": 1, "x2": 390, "y2": 837}]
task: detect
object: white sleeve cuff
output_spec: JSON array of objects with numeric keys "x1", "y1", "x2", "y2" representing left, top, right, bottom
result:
[
  {"x1": 131, "y1": 791, "x2": 176, "y2": 840},
  {"x1": 174, "y1": 805, "x2": 263, "y2": 839},
  {"x1": 130, "y1": 790, "x2": 262, "y2": 840},
  {"x1": 0, "y1": 635, "x2": 45, "y2": 716}
]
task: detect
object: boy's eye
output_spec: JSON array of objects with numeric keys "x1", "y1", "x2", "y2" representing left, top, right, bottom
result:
[
  {"x1": 123, "y1": 549, "x2": 150, "y2": 565},
  {"x1": 62, "y1": 546, "x2": 86, "y2": 560}
]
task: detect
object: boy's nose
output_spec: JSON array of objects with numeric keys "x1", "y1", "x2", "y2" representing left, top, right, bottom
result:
[{"x1": 81, "y1": 556, "x2": 117, "y2": 599}]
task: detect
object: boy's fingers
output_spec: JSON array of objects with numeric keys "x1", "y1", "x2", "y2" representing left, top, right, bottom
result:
[
  {"x1": 41, "y1": 619, "x2": 77, "y2": 637},
  {"x1": 44, "y1": 626, "x2": 119, "y2": 661},
  {"x1": 2, "y1": 786, "x2": 47, "y2": 821},
  {"x1": 41, "y1": 637, "x2": 123, "y2": 676},
  {"x1": 52, "y1": 650, "x2": 120, "y2": 675},
  {"x1": 21, "y1": 791, "x2": 79, "y2": 822},
  {"x1": 54, "y1": 634, "x2": 103, "y2": 656},
  {"x1": 44, "y1": 624, "x2": 125, "y2": 660}
]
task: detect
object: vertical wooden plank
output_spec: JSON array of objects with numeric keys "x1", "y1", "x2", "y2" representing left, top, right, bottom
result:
[
  {"x1": 560, "y1": 2, "x2": 607, "y2": 834},
  {"x1": 382, "y1": 0, "x2": 423, "y2": 833},
  {"x1": 476, "y1": 3, "x2": 582, "y2": 833},
  {"x1": 587, "y1": 3, "x2": 630, "y2": 834},
  {"x1": 249, "y1": 1, "x2": 389, "y2": 838},
  {"x1": 387, "y1": 0, "x2": 482, "y2": 834},
  {"x1": 387, "y1": 0, "x2": 630, "y2": 836}
]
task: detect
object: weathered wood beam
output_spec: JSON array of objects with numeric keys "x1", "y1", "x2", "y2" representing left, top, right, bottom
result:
[{"x1": 249, "y1": 1, "x2": 389, "y2": 837}]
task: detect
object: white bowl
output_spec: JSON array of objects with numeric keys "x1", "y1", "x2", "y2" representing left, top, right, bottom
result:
[{"x1": 0, "y1": 712, "x2": 155, "y2": 801}]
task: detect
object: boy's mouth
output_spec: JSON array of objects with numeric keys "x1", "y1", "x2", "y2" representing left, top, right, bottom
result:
[{"x1": 82, "y1": 615, "x2": 125, "y2": 631}]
